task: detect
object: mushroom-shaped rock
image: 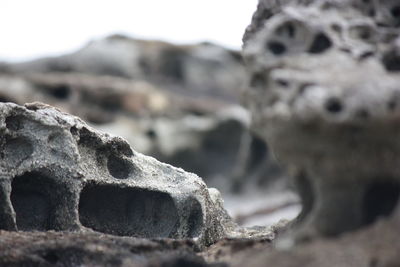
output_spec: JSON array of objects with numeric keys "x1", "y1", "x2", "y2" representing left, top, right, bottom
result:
[{"x1": 243, "y1": 0, "x2": 400, "y2": 243}]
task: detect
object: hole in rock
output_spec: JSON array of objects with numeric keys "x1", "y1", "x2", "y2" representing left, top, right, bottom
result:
[
  {"x1": 359, "y1": 51, "x2": 374, "y2": 61},
  {"x1": 350, "y1": 25, "x2": 374, "y2": 41},
  {"x1": 325, "y1": 98, "x2": 343, "y2": 114},
  {"x1": 276, "y1": 79, "x2": 290, "y2": 88},
  {"x1": 42, "y1": 251, "x2": 59, "y2": 264},
  {"x1": 79, "y1": 184, "x2": 179, "y2": 237},
  {"x1": 382, "y1": 52, "x2": 400, "y2": 72},
  {"x1": 362, "y1": 180, "x2": 400, "y2": 225},
  {"x1": 186, "y1": 197, "x2": 204, "y2": 238},
  {"x1": 70, "y1": 126, "x2": 79, "y2": 136},
  {"x1": 308, "y1": 33, "x2": 332, "y2": 54},
  {"x1": 331, "y1": 24, "x2": 342, "y2": 33},
  {"x1": 10, "y1": 171, "x2": 56, "y2": 231},
  {"x1": 391, "y1": 6, "x2": 400, "y2": 24},
  {"x1": 107, "y1": 154, "x2": 133, "y2": 179},
  {"x1": 267, "y1": 41, "x2": 287, "y2": 55},
  {"x1": 5, "y1": 115, "x2": 25, "y2": 131},
  {"x1": 146, "y1": 129, "x2": 157, "y2": 139},
  {"x1": 48, "y1": 85, "x2": 71, "y2": 100}
]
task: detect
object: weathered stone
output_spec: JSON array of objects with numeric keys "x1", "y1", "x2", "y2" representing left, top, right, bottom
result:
[
  {"x1": 0, "y1": 70, "x2": 284, "y2": 195},
  {"x1": 3, "y1": 35, "x2": 246, "y2": 104},
  {"x1": 0, "y1": 102, "x2": 230, "y2": 246},
  {"x1": 242, "y1": 0, "x2": 400, "y2": 242},
  {"x1": 0, "y1": 230, "x2": 213, "y2": 267}
]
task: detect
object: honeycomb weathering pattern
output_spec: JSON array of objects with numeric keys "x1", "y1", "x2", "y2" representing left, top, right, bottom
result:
[
  {"x1": 0, "y1": 102, "x2": 228, "y2": 246},
  {"x1": 242, "y1": 0, "x2": 400, "y2": 242}
]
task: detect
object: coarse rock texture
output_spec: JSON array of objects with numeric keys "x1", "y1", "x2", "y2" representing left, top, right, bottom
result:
[
  {"x1": 0, "y1": 102, "x2": 233, "y2": 247},
  {"x1": 242, "y1": 0, "x2": 400, "y2": 243},
  {"x1": 0, "y1": 231, "x2": 210, "y2": 267}
]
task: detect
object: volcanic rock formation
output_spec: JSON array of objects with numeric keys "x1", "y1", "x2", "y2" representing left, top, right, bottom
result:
[{"x1": 0, "y1": 102, "x2": 232, "y2": 246}]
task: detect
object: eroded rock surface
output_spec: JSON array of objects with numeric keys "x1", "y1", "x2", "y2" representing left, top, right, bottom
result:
[
  {"x1": 242, "y1": 0, "x2": 400, "y2": 242},
  {"x1": 0, "y1": 102, "x2": 232, "y2": 246},
  {"x1": 0, "y1": 72, "x2": 285, "y2": 195},
  {"x1": 0, "y1": 35, "x2": 288, "y2": 198},
  {"x1": 0, "y1": 231, "x2": 208, "y2": 267}
]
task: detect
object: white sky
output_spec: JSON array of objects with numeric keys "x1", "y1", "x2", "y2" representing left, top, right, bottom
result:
[{"x1": 0, "y1": 0, "x2": 257, "y2": 62}]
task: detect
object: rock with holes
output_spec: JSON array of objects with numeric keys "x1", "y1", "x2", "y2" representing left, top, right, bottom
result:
[
  {"x1": 242, "y1": 0, "x2": 400, "y2": 243},
  {"x1": 0, "y1": 102, "x2": 232, "y2": 246},
  {"x1": 0, "y1": 72, "x2": 283, "y2": 194}
]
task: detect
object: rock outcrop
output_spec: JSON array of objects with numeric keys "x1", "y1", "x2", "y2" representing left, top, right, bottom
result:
[
  {"x1": 0, "y1": 102, "x2": 232, "y2": 246},
  {"x1": 242, "y1": 0, "x2": 400, "y2": 242},
  {"x1": 2, "y1": 35, "x2": 246, "y2": 104},
  {"x1": 0, "y1": 36, "x2": 286, "y2": 195}
]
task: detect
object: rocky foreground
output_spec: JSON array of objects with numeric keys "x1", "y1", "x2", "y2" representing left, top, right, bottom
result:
[{"x1": 1, "y1": 0, "x2": 400, "y2": 266}]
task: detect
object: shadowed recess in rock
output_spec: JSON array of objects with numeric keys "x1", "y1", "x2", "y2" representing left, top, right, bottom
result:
[
  {"x1": 186, "y1": 197, "x2": 204, "y2": 238},
  {"x1": 362, "y1": 180, "x2": 400, "y2": 225},
  {"x1": 79, "y1": 184, "x2": 179, "y2": 237},
  {"x1": 5, "y1": 114, "x2": 25, "y2": 131},
  {"x1": 107, "y1": 154, "x2": 134, "y2": 179},
  {"x1": 11, "y1": 171, "x2": 56, "y2": 231},
  {"x1": 45, "y1": 84, "x2": 71, "y2": 100}
]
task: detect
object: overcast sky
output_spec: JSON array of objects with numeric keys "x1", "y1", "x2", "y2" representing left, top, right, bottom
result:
[{"x1": 0, "y1": 0, "x2": 258, "y2": 62}]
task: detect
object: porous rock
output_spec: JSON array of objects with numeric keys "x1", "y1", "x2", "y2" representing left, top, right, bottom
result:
[
  {"x1": 242, "y1": 0, "x2": 400, "y2": 242},
  {"x1": 0, "y1": 102, "x2": 230, "y2": 246},
  {"x1": 0, "y1": 69, "x2": 284, "y2": 195}
]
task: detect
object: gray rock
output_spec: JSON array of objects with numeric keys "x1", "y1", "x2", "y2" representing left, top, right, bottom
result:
[
  {"x1": 0, "y1": 102, "x2": 230, "y2": 246},
  {"x1": 0, "y1": 71, "x2": 284, "y2": 195},
  {"x1": 3, "y1": 35, "x2": 246, "y2": 104},
  {"x1": 242, "y1": 0, "x2": 400, "y2": 242},
  {"x1": 227, "y1": 217, "x2": 400, "y2": 267},
  {"x1": 0, "y1": 230, "x2": 208, "y2": 267}
]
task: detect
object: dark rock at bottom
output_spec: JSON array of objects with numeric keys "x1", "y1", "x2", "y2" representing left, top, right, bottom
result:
[{"x1": 0, "y1": 230, "x2": 219, "y2": 267}]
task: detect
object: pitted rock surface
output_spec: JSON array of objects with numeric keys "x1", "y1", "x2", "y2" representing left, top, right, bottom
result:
[
  {"x1": 0, "y1": 102, "x2": 230, "y2": 246},
  {"x1": 243, "y1": 0, "x2": 400, "y2": 241}
]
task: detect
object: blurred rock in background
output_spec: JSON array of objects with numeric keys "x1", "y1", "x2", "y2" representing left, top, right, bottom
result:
[{"x1": 0, "y1": 35, "x2": 299, "y2": 227}]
